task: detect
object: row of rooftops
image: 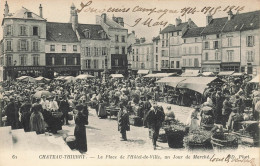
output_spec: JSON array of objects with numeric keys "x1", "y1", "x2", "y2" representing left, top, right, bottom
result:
[
  {"x1": 2, "y1": 3, "x2": 124, "y2": 43},
  {"x1": 159, "y1": 10, "x2": 260, "y2": 39}
]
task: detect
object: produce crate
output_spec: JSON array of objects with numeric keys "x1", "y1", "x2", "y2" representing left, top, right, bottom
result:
[{"x1": 129, "y1": 116, "x2": 143, "y2": 126}]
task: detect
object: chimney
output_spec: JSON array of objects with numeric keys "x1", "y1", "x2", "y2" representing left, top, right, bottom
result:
[
  {"x1": 206, "y1": 13, "x2": 213, "y2": 25},
  {"x1": 70, "y1": 3, "x2": 78, "y2": 32},
  {"x1": 101, "y1": 13, "x2": 107, "y2": 23},
  {"x1": 4, "y1": 1, "x2": 9, "y2": 17},
  {"x1": 132, "y1": 30, "x2": 135, "y2": 34},
  {"x1": 117, "y1": 17, "x2": 124, "y2": 27},
  {"x1": 135, "y1": 39, "x2": 140, "y2": 44},
  {"x1": 228, "y1": 9, "x2": 233, "y2": 20},
  {"x1": 188, "y1": 18, "x2": 192, "y2": 26},
  {"x1": 140, "y1": 37, "x2": 146, "y2": 43},
  {"x1": 39, "y1": 4, "x2": 43, "y2": 18},
  {"x1": 176, "y1": 17, "x2": 182, "y2": 26}
]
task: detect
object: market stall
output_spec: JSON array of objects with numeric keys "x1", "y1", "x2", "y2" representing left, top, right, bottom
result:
[
  {"x1": 176, "y1": 77, "x2": 223, "y2": 94},
  {"x1": 16, "y1": 76, "x2": 36, "y2": 83},
  {"x1": 181, "y1": 70, "x2": 200, "y2": 77},
  {"x1": 144, "y1": 73, "x2": 177, "y2": 78},
  {"x1": 110, "y1": 74, "x2": 124, "y2": 78},
  {"x1": 75, "y1": 74, "x2": 94, "y2": 80}
]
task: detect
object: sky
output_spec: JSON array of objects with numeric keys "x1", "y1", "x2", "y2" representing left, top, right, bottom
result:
[{"x1": 0, "y1": 0, "x2": 259, "y2": 41}]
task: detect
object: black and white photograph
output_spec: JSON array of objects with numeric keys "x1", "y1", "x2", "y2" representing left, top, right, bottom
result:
[{"x1": 0, "y1": 0, "x2": 259, "y2": 165}]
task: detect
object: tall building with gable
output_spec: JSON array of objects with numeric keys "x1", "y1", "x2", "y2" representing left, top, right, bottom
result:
[{"x1": 0, "y1": 2, "x2": 46, "y2": 80}]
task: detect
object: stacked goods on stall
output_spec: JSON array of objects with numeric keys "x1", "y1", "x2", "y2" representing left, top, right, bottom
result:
[{"x1": 184, "y1": 128, "x2": 212, "y2": 149}]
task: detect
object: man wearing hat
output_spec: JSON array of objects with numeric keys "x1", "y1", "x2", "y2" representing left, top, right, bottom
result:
[
  {"x1": 146, "y1": 102, "x2": 165, "y2": 150},
  {"x1": 20, "y1": 97, "x2": 32, "y2": 132},
  {"x1": 5, "y1": 97, "x2": 19, "y2": 129},
  {"x1": 59, "y1": 95, "x2": 70, "y2": 125}
]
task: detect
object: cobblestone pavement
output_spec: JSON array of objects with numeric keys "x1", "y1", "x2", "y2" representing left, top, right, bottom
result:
[{"x1": 56, "y1": 102, "x2": 194, "y2": 154}]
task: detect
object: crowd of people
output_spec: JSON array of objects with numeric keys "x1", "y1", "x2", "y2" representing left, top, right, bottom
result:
[{"x1": 0, "y1": 73, "x2": 259, "y2": 152}]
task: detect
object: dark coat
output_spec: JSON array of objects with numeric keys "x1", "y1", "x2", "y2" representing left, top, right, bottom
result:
[
  {"x1": 74, "y1": 110, "x2": 88, "y2": 152},
  {"x1": 146, "y1": 108, "x2": 165, "y2": 129},
  {"x1": 59, "y1": 100, "x2": 70, "y2": 113},
  {"x1": 118, "y1": 109, "x2": 130, "y2": 132},
  {"x1": 20, "y1": 102, "x2": 32, "y2": 132},
  {"x1": 5, "y1": 102, "x2": 19, "y2": 129}
]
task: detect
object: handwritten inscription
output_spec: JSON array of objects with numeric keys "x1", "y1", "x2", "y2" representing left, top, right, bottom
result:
[{"x1": 77, "y1": 1, "x2": 246, "y2": 28}]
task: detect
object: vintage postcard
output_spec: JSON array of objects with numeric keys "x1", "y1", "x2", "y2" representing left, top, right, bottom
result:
[{"x1": 0, "y1": 0, "x2": 259, "y2": 166}]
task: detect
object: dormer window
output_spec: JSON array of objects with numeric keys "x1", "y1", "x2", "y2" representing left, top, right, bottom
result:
[
  {"x1": 83, "y1": 29, "x2": 90, "y2": 38},
  {"x1": 27, "y1": 12, "x2": 32, "y2": 18},
  {"x1": 98, "y1": 30, "x2": 107, "y2": 39}
]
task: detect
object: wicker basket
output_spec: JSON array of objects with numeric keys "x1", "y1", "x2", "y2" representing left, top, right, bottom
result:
[{"x1": 211, "y1": 133, "x2": 238, "y2": 150}]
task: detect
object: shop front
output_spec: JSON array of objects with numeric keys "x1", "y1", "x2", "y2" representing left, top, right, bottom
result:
[
  {"x1": 221, "y1": 62, "x2": 240, "y2": 72},
  {"x1": 46, "y1": 66, "x2": 81, "y2": 79},
  {"x1": 201, "y1": 63, "x2": 221, "y2": 73},
  {"x1": 3, "y1": 66, "x2": 46, "y2": 81}
]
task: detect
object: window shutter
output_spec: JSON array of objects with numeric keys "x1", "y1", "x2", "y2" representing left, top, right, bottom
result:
[
  {"x1": 17, "y1": 40, "x2": 21, "y2": 51},
  {"x1": 11, "y1": 25, "x2": 13, "y2": 35},
  {"x1": 246, "y1": 36, "x2": 248, "y2": 47},
  {"x1": 38, "y1": 27, "x2": 40, "y2": 37},
  {"x1": 26, "y1": 41, "x2": 29, "y2": 51},
  {"x1": 253, "y1": 36, "x2": 255, "y2": 46}
]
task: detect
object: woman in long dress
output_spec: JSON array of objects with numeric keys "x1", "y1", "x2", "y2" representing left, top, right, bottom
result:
[
  {"x1": 30, "y1": 101, "x2": 45, "y2": 134},
  {"x1": 74, "y1": 104, "x2": 88, "y2": 153},
  {"x1": 187, "y1": 107, "x2": 200, "y2": 131}
]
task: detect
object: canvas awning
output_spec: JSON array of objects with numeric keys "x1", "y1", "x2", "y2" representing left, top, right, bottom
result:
[
  {"x1": 35, "y1": 76, "x2": 50, "y2": 82},
  {"x1": 181, "y1": 70, "x2": 200, "y2": 77},
  {"x1": 249, "y1": 75, "x2": 259, "y2": 83},
  {"x1": 54, "y1": 76, "x2": 66, "y2": 80},
  {"x1": 64, "y1": 76, "x2": 76, "y2": 82},
  {"x1": 156, "y1": 77, "x2": 187, "y2": 87},
  {"x1": 144, "y1": 73, "x2": 176, "y2": 78},
  {"x1": 16, "y1": 76, "x2": 36, "y2": 82},
  {"x1": 111, "y1": 74, "x2": 124, "y2": 78},
  {"x1": 137, "y1": 70, "x2": 149, "y2": 74},
  {"x1": 232, "y1": 73, "x2": 245, "y2": 76},
  {"x1": 218, "y1": 71, "x2": 234, "y2": 76},
  {"x1": 177, "y1": 77, "x2": 222, "y2": 94},
  {"x1": 76, "y1": 74, "x2": 94, "y2": 80},
  {"x1": 201, "y1": 72, "x2": 215, "y2": 76}
]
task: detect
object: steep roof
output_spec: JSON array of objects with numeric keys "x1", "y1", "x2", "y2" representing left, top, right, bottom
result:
[
  {"x1": 5, "y1": 7, "x2": 45, "y2": 21},
  {"x1": 160, "y1": 21, "x2": 197, "y2": 34},
  {"x1": 222, "y1": 10, "x2": 260, "y2": 32},
  {"x1": 96, "y1": 15, "x2": 126, "y2": 30},
  {"x1": 182, "y1": 27, "x2": 205, "y2": 38},
  {"x1": 77, "y1": 24, "x2": 109, "y2": 40},
  {"x1": 201, "y1": 17, "x2": 228, "y2": 35},
  {"x1": 46, "y1": 22, "x2": 79, "y2": 42}
]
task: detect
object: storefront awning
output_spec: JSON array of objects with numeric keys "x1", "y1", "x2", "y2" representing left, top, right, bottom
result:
[
  {"x1": 110, "y1": 74, "x2": 124, "y2": 78},
  {"x1": 181, "y1": 70, "x2": 200, "y2": 77},
  {"x1": 35, "y1": 76, "x2": 51, "y2": 82},
  {"x1": 177, "y1": 77, "x2": 222, "y2": 94},
  {"x1": 218, "y1": 71, "x2": 234, "y2": 76},
  {"x1": 249, "y1": 75, "x2": 259, "y2": 83},
  {"x1": 137, "y1": 70, "x2": 149, "y2": 74}
]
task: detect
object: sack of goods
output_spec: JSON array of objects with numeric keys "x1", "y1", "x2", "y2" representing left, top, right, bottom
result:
[{"x1": 129, "y1": 115, "x2": 143, "y2": 126}]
